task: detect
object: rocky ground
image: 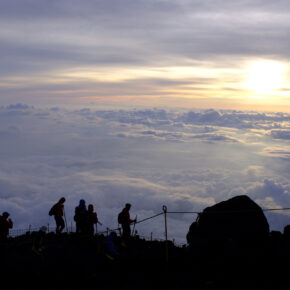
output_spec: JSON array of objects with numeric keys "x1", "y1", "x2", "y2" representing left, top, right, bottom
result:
[{"x1": 1, "y1": 231, "x2": 290, "y2": 289}]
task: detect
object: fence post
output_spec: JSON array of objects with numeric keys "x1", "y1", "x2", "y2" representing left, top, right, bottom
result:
[{"x1": 162, "y1": 205, "x2": 168, "y2": 263}]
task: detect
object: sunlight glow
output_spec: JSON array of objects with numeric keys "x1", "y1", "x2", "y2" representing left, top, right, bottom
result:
[{"x1": 244, "y1": 60, "x2": 286, "y2": 96}]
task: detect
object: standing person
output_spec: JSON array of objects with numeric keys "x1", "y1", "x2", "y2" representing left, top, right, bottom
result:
[
  {"x1": 0, "y1": 212, "x2": 13, "y2": 240},
  {"x1": 118, "y1": 203, "x2": 136, "y2": 239},
  {"x1": 74, "y1": 199, "x2": 87, "y2": 234},
  {"x1": 49, "y1": 197, "x2": 66, "y2": 234},
  {"x1": 87, "y1": 204, "x2": 98, "y2": 235}
]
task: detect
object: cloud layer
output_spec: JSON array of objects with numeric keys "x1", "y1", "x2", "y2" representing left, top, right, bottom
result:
[{"x1": 1, "y1": 105, "x2": 290, "y2": 243}]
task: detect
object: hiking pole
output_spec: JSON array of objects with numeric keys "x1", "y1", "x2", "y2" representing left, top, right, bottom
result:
[
  {"x1": 132, "y1": 215, "x2": 137, "y2": 236},
  {"x1": 63, "y1": 207, "x2": 68, "y2": 233}
]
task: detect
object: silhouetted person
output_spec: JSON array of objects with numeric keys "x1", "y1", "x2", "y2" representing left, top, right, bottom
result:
[
  {"x1": 74, "y1": 199, "x2": 87, "y2": 234},
  {"x1": 87, "y1": 204, "x2": 98, "y2": 235},
  {"x1": 49, "y1": 197, "x2": 66, "y2": 234},
  {"x1": 119, "y1": 203, "x2": 136, "y2": 239},
  {"x1": 0, "y1": 212, "x2": 13, "y2": 240}
]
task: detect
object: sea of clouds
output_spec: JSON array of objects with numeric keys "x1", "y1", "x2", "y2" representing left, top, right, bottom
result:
[{"x1": 0, "y1": 104, "x2": 290, "y2": 243}]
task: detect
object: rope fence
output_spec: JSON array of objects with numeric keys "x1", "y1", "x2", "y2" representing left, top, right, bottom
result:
[{"x1": 8, "y1": 206, "x2": 290, "y2": 241}]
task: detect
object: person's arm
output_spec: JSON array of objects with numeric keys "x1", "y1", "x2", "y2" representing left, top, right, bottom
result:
[{"x1": 128, "y1": 213, "x2": 136, "y2": 223}]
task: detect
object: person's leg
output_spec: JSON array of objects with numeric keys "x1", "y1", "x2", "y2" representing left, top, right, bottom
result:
[
  {"x1": 55, "y1": 216, "x2": 60, "y2": 233},
  {"x1": 59, "y1": 217, "x2": 65, "y2": 233},
  {"x1": 122, "y1": 223, "x2": 131, "y2": 239},
  {"x1": 55, "y1": 216, "x2": 64, "y2": 233}
]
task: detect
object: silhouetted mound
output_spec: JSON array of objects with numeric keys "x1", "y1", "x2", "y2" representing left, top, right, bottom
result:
[
  {"x1": 187, "y1": 195, "x2": 269, "y2": 245},
  {"x1": 3, "y1": 223, "x2": 290, "y2": 289}
]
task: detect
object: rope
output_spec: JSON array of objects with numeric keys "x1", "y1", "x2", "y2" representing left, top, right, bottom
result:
[
  {"x1": 167, "y1": 207, "x2": 290, "y2": 215},
  {"x1": 167, "y1": 211, "x2": 200, "y2": 214},
  {"x1": 135, "y1": 212, "x2": 163, "y2": 224}
]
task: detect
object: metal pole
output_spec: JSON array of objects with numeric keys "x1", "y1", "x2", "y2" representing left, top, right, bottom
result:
[
  {"x1": 132, "y1": 215, "x2": 137, "y2": 236},
  {"x1": 162, "y1": 205, "x2": 168, "y2": 263}
]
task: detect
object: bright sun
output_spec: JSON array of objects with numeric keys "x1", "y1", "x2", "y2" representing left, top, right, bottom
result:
[{"x1": 244, "y1": 60, "x2": 286, "y2": 96}]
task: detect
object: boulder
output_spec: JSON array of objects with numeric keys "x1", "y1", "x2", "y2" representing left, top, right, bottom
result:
[{"x1": 187, "y1": 195, "x2": 269, "y2": 244}]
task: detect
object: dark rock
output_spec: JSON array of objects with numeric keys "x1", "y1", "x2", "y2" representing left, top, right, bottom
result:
[{"x1": 187, "y1": 195, "x2": 269, "y2": 245}]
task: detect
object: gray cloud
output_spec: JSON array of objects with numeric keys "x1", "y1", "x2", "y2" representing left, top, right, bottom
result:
[
  {"x1": 260, "y1": 146, "x2": 290, "y2": 160},
  {"x1": 271, "y1": 129, "x2": 290, "y2": 140},
  {"x1": 1, "y1": 0, "x2": 290, "y2": 82}
]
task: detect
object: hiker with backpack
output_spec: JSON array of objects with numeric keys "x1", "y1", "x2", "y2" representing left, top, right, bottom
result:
[
  {"x1": 0, "y1": 212, "x2": 13, "y2": 240},
  {"x1": 74, "y1": 199, "x2": 88, "y2": 234},
  {"x1": 49, "y1": 197, "x2": 66, "y2": 234},
  {"x1": 118, "y1": 203, "x2": 137, "y2": 239}
]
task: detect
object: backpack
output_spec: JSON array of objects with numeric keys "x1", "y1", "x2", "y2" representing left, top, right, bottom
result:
[
  {"x1": 49, "y1": 204, "x2": 57, "y2": 216},
  {"x1": 118, "y1": 211, "x2": 125, "y2": 224}
]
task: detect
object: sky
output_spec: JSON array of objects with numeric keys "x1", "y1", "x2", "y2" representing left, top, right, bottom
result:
[
  {"x1": 1, "y1": 1, "x2": 290, "y2": 243},
  {"x1": 1, "y1": 0, "x2": 290, "y2": 111}
]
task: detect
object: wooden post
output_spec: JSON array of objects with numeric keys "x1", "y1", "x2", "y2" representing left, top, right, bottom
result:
[{"x1": 162, "y1": 205, "x2": 168, "y2": 263}]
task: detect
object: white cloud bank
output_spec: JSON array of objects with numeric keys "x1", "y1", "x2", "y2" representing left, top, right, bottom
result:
[{"x1": 0, "y1": 105, "x2": 290, "y2": 243}]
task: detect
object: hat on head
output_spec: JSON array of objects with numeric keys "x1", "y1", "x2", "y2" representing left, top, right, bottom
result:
[
  {"x1": 59, "y1": 197, "x2": 66, "y2": 203},
  {"x1": 2, "y1": 212, "x2": 9, "y2": 218}
]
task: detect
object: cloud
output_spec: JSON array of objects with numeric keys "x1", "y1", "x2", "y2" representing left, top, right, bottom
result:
[
  {"x1": 260, "y1": 146, "x2": 290, "y2": 159},
  {"x1": 0, "y1": 105, "x2": 290, "y2": 242},
  {"x1": 271, "y1": 129, "x2": 290, "y2": 140},
  {"x1": 1, "y1": 0, "x2": 290, "y2": 107},
  {"x1": 6, "y1": 103, "x2": 32, "y2": 110},
  {"x1": 242, "y1": 165, "x2": 263, "y2": 178},
  {"x1": 247, "y1": 179, "x2": 290, "y2": 207}
]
